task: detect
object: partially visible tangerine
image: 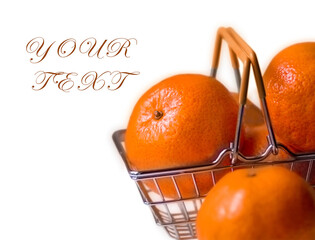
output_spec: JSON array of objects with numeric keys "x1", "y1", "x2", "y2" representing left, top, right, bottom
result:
[
  {"x1": 230, "y1": 93, "x2": 290, "y2": 162},
  {"x1": 231, "y1": 92, "x2": 264, "y2": 127},
  {"x1": 264, "y1": 42, "x2": 315, "y2": 153},
  {"x1": 196, "y1": 166, "x2": 315, "y2": 240},
  {"x1": 240, "y1": 124, "x2": 290, "y2": 162}
]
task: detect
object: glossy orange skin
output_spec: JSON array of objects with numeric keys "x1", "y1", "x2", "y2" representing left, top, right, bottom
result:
[
  {"x1": 231, "y1": 92, "x2": 312, "y2": 182},
  {"x1": 240, "y1": 124, "x2": 270, "y2": 156},
  {"x1": 125, "y1": 74, "x2": 239, "y2": 198},
  {"x1": 196, "y1": 166, "x2": 315, "y2": 240},
  {"x1": 231, "y1": 93, "x2": 288, "y2": 161},
  {"x1": 240, "y1": 124, "x2": 291, "y2": 162},
  {"x1": 231, "y1": 92, "x2": 264, "y2": 127},
  {"x1": 264, "y1": 42, "x2": 315, "y2": 152}
]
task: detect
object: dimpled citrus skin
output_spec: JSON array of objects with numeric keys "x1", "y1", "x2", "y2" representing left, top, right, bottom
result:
[
  {"x1": 125, "y1": 74, "x2": 239, "y2": 170},
  {"x1": 263, "y1": 42, "x2": 315, "y2": 152},
  {"x1": 125, "y1": 74, "x2": 240, "y2": 198},
  {"x1": 231, "y1": 93, "x2": 288, "y2": 161},
  {"x1": 196, "y1": 166, "x2": 315, "y2": 240},
  {"x1": 231, "y1": 92, "x2": 264, "y2": 127},
  {"x1": 239, "y1": 124, "x2": 291, "y2": 161}
]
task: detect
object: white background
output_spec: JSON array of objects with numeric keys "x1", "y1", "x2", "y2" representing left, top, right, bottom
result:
[{"x1": 1, "y1": 1, "x2": 315, "y2": 239}]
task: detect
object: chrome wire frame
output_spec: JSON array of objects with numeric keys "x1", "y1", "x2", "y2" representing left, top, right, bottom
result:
[
  {"x1": 112, "y1": 27, "x2": 315, "y2": 240},
  {"x1": 112, "y1": 129, "x2": 315, "y2": 240}
]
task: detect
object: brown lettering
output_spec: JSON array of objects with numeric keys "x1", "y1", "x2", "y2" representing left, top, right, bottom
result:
[
  {"x1": 56, "y1": 72, "x2": 77, "y2": 92},
  {"x1": 79, "y1": 37, "x2": 108, "y2": 59},
  {"x1": 57, "y1": 38, "x2": 76, "y2": 58},
  {"x1": 106, "y1": 38, "x2": 137, "y2": 58},
  {"x1": 26, "y1": 37, "x2": 55, "y2": 63},
  {"x1": 32, "y1": 71, "x2": 77, "y2": 91},
  {"x1": 108, "y1": 71, "x2": 140, "y2": 90}
]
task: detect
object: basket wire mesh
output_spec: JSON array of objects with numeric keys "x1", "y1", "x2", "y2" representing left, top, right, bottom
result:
[{"x1": 112, "y1": 27, "x2": 315, "y2": 239}]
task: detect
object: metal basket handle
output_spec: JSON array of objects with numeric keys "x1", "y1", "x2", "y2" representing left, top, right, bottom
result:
[{"x1": 210, "y1": 27, "x2": 278, "y2": 163}]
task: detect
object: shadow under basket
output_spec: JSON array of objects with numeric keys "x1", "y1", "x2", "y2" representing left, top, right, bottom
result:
[{"x1": 112, "y1": 129, "x2": 315, "y2": 240}]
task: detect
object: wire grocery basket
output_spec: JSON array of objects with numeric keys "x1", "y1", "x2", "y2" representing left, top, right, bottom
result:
[{"x1": 112, "y1": 27, "x2": 315, "y2": 240}]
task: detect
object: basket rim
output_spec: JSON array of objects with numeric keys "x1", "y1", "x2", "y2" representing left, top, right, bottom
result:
[{"x1": 112, "y1": 129, "x2": 315, "y2": 180}]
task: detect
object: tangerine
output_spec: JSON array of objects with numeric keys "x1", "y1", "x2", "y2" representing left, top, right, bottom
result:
[
  {"x1": 240, "y1": 124, "x2": 291, "y2": 162},
  {"x1": 125, "y1": 74, "x2": 239, "y2": 198},
  {"x1": 196, "y1": 166, "x2": 315, "y2": 240},
  {"x1": 231, "y1": 93, "x2": 291, "y2": 162},
  {"x1": 230, "y1": 92, "x2": 264, "y2": 127},
  {"x1": 263, "y1": 42, "x2": 315, "y2": 152}
]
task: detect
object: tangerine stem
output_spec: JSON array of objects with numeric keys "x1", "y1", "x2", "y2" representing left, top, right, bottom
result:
[{"x1": 153, "y1": 110, "x2": 163, "y2": 120}]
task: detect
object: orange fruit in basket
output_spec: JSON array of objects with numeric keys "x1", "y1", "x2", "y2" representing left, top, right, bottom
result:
[
  {"x1": 196, "y1": 166, "x2": 315, "y2": 240},
  {"x1": 231, "y1": 93, "x2": 267, "y2": 157},
  {"x1": 264, "y1": 42, "x2": 315, "y2": 153},
  {"x1": 125, "y1": 74, "x2": 240, "y2": 198},
  {"x1": 230, "y1": 92, "x2": 264, "y2": 127},
  {"x1": 231, "y1": 93, "x2": 289, "y2": 161},
  {"x1": 240, "y1": 124, "x2": 291, "y2": 161},
  {"x1": 240, "y1": 124, "x2": 269, "y2": 156}
]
